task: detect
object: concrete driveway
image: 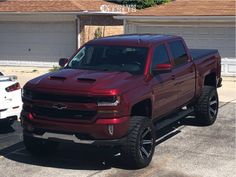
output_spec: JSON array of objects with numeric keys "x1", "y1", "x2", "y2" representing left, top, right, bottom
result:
[{"x1": 0, "y1": 67, "x2": 235, "y2": 177}]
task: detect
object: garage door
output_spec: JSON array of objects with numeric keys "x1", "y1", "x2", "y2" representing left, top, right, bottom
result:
[
  {"x1": 0, "y1": 21, "x2": 76, "y2": 65},
  {"x1": 136, "y1": 26, "x2": 235, "y2": 59}
]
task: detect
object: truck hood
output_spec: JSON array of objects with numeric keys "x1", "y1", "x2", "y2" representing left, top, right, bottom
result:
[{"x1": 25, "y1": 69, "x2": 144, "y2": 95}]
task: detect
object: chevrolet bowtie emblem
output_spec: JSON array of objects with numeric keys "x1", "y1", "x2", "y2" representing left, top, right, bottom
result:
[{"x1": 52, "y1": 103, "x2": 67, "y2": 110}]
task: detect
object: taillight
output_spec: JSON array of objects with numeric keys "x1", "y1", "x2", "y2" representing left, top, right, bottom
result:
[{"x1": 5, "y1": 82, "x2": 21, "y2": 92}]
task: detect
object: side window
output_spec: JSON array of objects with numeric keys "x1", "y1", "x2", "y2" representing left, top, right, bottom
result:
[
  {"x1": 68, "y1": 47, "x2": 94, "y2": 67},
  {"x1": 168, "y1": 40, "x2": 188, "y2": 67},
  {"x1": 152, "y1": 44, "x2": 170, "y2": 69}
]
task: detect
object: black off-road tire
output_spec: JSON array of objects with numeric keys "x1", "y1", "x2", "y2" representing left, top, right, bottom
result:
[
  {"x1": 0, "y1": 117, "x2": 16, "y2": 127},
  {"x1": 23, "y1": 134, "x2": 59, "y2": 156},
  {"x1": 1, "y1": 121, "x2": 12, "y2": 128},
  {"x1": 122, "y1": 116, "x2": 156, "y2": 169},
  {"x1": 195, "y1": 86, "x2": 219, "y2": 125}
]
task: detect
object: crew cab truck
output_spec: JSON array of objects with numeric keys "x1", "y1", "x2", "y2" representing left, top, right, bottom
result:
[{"x1": 21, "y1": 34, "x2": 222, "y2": 168}]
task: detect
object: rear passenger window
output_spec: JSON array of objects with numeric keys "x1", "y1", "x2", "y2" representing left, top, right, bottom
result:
[
  {"x1": 152, "y1": 44, "x2": 170, "y2": 68},
  {"x1": 168, "y1": 40, "x2": 188, "y2": 67}
]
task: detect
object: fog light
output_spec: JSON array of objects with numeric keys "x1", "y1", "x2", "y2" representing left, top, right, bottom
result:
[{"x1": 108, "y1": 125, "x2": 114, "y2": 135}]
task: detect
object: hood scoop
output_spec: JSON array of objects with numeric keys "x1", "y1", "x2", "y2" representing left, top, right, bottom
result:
[
  {"x1": 49, "y1": 76, "x2": 66, "y2": 81},
  {"x1": 77, "y1": 78, "x2": 96, "y2": 83}
]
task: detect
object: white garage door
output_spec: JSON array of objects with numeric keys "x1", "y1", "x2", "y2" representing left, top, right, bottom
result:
[
  {"x1": 136, "y1": 25, "x2": 235, "y2": 59},
  {"x1": 0, "y1": 21, "x2": 76, "y2": 65}
]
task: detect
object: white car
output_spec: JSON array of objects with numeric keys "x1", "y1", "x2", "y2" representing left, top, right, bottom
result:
[{"x1": 0, "y1": 72, "x2": 22, "y2": 126}]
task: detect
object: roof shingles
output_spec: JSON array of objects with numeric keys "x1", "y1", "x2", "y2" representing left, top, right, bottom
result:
[
  {"x1": 130, "y1": 0, "x2": 235, "y2": 16},
  {"x1": 0, "y1": 0, "x2": 110, "y2": 12},
  {"x1": 0, "y1": 0, "x2": 234, "y2": 16}
]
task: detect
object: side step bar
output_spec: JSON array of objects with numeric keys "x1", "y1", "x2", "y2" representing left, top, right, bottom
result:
[{"x1": 155, "y1": 107, "x2": 194, "y2": 131}]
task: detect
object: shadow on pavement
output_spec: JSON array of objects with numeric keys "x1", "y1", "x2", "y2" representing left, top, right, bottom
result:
[
  {"x1": 0, "y1": 114, "x2": 211, "y2": 170},
  {"x1": 179, "y1": 116, "x2": 207, "y2": 127}
]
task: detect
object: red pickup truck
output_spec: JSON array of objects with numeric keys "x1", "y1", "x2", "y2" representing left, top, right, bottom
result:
[{"x1": 21, "y1": 34, "x2": 222, "y2": 168}]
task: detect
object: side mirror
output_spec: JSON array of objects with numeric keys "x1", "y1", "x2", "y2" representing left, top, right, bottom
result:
[
  {"x1": 153, "y1": 64, "x2": 172, "y2": 74},
  {"x1": 59, "y1": 58, "x2": 68, "y2": 67}
]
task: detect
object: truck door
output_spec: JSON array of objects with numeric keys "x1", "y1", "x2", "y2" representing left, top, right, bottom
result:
[
  {"x1": 167, "y1": 40, "x2": 195, "y2": 107},
  {"x1": 151, "y1": 43, "x2": 178, "y2": 118}
]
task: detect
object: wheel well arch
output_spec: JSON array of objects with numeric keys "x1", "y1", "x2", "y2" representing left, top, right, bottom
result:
[
  {"x1": 131, "y1": 99, "x2": 152, "y2": 118},
  {"x1": 204, "y1": 72, "x2": 217, "y2": 87}
]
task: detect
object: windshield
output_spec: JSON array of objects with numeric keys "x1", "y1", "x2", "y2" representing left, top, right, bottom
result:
[{"x1": 66, "y1": 45, "x2": 148, "y2": 74}]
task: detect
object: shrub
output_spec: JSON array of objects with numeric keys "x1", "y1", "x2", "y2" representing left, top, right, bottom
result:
[
  {"x1": 94, "y1": 27, "x2": 103, "y2": 39},
  {"x1": 49, "y1": 66, "x2": 61, "y2": 72},
  {"x1": 108, "y1": 0, "x2": 170, "y2": 9}
]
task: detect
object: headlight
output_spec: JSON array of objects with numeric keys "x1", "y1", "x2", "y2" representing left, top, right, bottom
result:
[{"x1": 97, "y1": 96, "x2": 120, "y2": 106}]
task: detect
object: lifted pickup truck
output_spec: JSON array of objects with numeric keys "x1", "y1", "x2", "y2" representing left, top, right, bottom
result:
[{"x1": 21, "y1": 34, "x2": 222, "y2": 168}]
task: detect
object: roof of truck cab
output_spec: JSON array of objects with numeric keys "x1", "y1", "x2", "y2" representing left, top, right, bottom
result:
[{"x1": 87, "y1": 34, "x2": 180, "y2": 47}]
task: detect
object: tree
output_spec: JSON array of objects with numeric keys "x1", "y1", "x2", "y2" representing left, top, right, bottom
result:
[{"x1": 107, "y1": 0, "x2": 170, "y2": 9}]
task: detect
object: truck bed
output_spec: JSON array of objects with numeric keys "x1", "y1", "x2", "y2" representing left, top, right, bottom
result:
[{"x1": 189, "y1": 49, "x2": 218, "y2": 60}]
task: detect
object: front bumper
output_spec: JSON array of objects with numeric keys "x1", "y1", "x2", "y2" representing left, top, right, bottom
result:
[
  {"x1": 0, "y1": 105, "x2": 21, "y2": 120},
  {"x1": 21, "y1": 111, "x2": 130, "y2": 140}
]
